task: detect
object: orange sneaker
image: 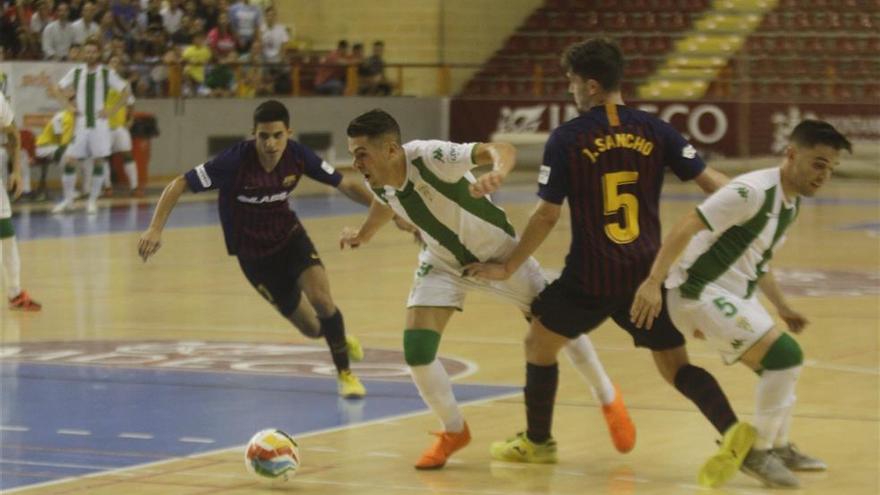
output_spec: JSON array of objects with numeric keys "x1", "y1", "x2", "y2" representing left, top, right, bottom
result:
[
  {"x1": 602, "y1": 384, "x2": 635, "y2": 453},
  {"x1": 414, "y1": 422, "x2": 471, "y2": 470},
  {"x1": 9, "y1": 291, "x2": 42, "y2": 311}
]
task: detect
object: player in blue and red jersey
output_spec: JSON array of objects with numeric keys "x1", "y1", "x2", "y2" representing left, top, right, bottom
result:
[
  {"x1": 468, "y1": 38, "x2": 760, "y2": 486},
  {"x1": 138, "y1": 100, "x2": 374, "y2": 398}
]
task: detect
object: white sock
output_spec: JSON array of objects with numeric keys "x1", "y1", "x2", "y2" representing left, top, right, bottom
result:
[
  {"x1": 124, "y1": 161, "x2": 138, "y2": 189},
  {"x1": 563, "y1": 334, "x2": 615, "y2": 404},
  {"x1": 773, "y1": 399, "x2": 795, "y2": 448},
  {"x1": 1, "y1": 236, "x2": 22, "y2": 298},
  {"x1": 103, "y1": 164, "x2": 111, "y2": 188},
  {"x1": 61, "y1": 172, "x2": 77, "y2": 203},
  {"x1": 410, "y1": 359, "x2": 465, "y2": 432},
  {"x1": 20, "y1": 157, "x2": 32, "y2": 193},
  {"x1": 754, "y1": 366, "x2": 801, "y2": 450},
  {"x1": 80, "y1": 159, "x2": 93, "y2": 194}
]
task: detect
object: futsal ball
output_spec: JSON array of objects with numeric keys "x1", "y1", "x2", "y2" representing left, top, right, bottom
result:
[{"x1": 244, "y1": 428, "x2": 301, "y2": 481}]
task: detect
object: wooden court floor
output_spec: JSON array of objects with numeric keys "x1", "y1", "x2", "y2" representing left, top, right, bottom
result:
[{"x1": 1, "y1": 177, "x2": 878, "y2": 494}]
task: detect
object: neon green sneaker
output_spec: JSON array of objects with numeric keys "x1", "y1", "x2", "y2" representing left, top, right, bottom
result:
[
  {"x1": 490, "y1": 432, "x2": 557, "y2": 464},
  {"x1": 346, "y1": 335, "x2": 364, "y2": 362},
  {"x1": 698, "y1": 421, "x2": 757, "y2": 487},
  {"x1": 337, "y1": 370, "x2": 366, "y2": 399}
]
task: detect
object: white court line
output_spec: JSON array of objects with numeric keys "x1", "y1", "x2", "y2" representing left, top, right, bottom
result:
[
  {"x1": 1, "y1": 390, "x2": 520, "y2": 494},
  {"x1": 118, "y1": 433, "x2": 154, "y2": 440},
  {"x1": 0, "y1": 425, "x2": 29, "y2": 432},
  {"x1": 304, "y1": 446, "x2": 338, "y2": 453},
  {"x1": 56, "y1": 429, "x2": 91, "y2": 436},
  {"x1": 178, "y1": 437, "x2": 215, "y2": 444},
  {"x1": 365, "y1": 451, "x2": 401, "y2": 458},
  {"x1": 0, "y1": 459, "x2": 113, "y2": 470}
]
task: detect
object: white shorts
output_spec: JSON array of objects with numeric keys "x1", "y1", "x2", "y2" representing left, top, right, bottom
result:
[
  {"x1": 0, "y1": 180, "x2": 10, "y2": 220},
  {"x1": 111, "y1": 127, "x2": 132, "y2": 153},
  {"x1": 67, "y1": 119, "x2": 112, "y2": 159},
  {"x1": 407, "y1": 253, "x2": 546, "y2": 313},
  {"x1": 667, "y1": 284, "x2": 774, "y2": 364}
]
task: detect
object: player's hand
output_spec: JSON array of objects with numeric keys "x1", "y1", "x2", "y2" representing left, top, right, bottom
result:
[
  {"x1": 630, "y1": 278, "x2": 663, "y2": 329},
  {"x1": 339, "y1": 227, "x2": 366, "y2": 250},
  {"x1": 463, "y1": 261, "x2": 511, "y2": 281},
  {"x1": 138, "y1": 227, "x2": 162, "y2": 262},
  {"x1": 469, "y1": 170, "x2": 505, "y2": 198},
  {"x1": 7, "y1": 170, "x2": 23, "y2": 200},
  {"x1": 391, "y1": 215, "x2": 423, "y2": 246},
  {"x1": 778, "y1": 305, "x2": 808, "y2": 334}
]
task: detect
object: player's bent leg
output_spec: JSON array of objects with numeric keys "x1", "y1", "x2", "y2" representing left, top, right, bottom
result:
[
  {"x1": 405, "y1": 306, "x2": 469, "y2": 470},
  {"x1": 562, "y1": 335, "x2": 635, "y2": 453}
]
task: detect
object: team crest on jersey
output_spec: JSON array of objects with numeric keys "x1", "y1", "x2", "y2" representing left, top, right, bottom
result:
[
  {"x1": 283, "y1": 174, "x2": 299, "y2": 187},
  {"x1": 432, "y1": 148, "x2": 444, "y2": 162},
  {"x1": 682, "y1": 144, "x2": 697, "y2": 159},
  {"x1": 736, "y1": 186, "x2": 749, "y2": 199}
]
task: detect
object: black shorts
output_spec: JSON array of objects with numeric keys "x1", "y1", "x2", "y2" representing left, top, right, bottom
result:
[
  {"x1": 237, "y1": 230, "x2": 323, "y2": 316},
  {"x1": 530, "y1": 275, "x2": 685, "y2": 351}
]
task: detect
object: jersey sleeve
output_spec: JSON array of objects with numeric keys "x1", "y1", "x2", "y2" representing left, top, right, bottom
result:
[
  {"x1": 0, "y1": 94, "x2": 14, "y2": 127},
  {"x1": 301, "y1": 143, "x2": 343, "y2": 187},
  {"x1": 658, "y1": 121, "x2": 706, "y2": 181},
  {"x1": 57, "y1": 67, "x2": 76, "y2": 90},
  {"x1": 536, "y1": 129, "x2": 569, "y2": 204},
  {"x1": 183, "y1": 144, "x2": 240, "y2": 192},
  {"x1": 107, "y1": 68, "x2": 128, "y2": 92},
  {"x1": 695, "y1": 180, "x2": 762, "y2": 233},
  {"x1": 418, "y1": 140, "x2": 477, "y2": 182}
]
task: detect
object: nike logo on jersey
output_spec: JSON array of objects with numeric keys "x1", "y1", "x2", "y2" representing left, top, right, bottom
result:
[{"x1": 237, "y1": 191, "x2": 290, "y2": 204}]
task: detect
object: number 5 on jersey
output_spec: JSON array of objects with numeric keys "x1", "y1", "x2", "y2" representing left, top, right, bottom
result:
[{"x1": 602, "y1": 171, "x2": 639, "y2": 244}]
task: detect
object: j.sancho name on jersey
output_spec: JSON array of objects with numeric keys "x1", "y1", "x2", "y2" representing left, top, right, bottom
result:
[
  {"x1": 237, "y1": 191, "x2": 291, "y2": 204},
  {"x1": 581, "y1": 132, "x2": 655, "y2": 164}
]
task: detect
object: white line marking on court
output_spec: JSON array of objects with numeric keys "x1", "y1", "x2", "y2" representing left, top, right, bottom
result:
[
  {"x1": 0, "y1": 425, "x2": 29, "y2": 432},
  {"x1": 304, "y1": 446, "x2": 338, "y2": 453},
  {"x1": 56, "y1": 429, "x2": 91, "y2": 436},
  {"x1": 0, "y1": 459, "x2": 111, "y2": 470},
  {"x1": 118, "y1": 432, "x2": 154, "y2": 440},
  {"x1": 365, "y1": 451, "x2": 401, "y2": 458},
  {"x1": 612, "y1": 474, "x2": 650, "y2": 483},
  {"x1": 2, "y1": 390, "x2": 521, "y2": 494},
  {"x1": 178, "y1": 436, "x2": 215, "y2": 444},
  {"x1": 556, "y1": 469, "x2": 586, "y2": 476}
]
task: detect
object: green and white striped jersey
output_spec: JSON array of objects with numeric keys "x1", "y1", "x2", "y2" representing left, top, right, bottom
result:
[
  {"x1": 58, "y1": 64, "x2": 127, "y2": 128},
  {"x1": 371, "y1": 140, "x2": 517, "y2": 271},
  {"x1": 667, "y1": 167, "x2": 800, "y2": 300}
]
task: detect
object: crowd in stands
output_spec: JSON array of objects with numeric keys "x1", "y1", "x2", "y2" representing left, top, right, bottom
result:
[{"x1": 0, "y1": 0, "x2": 392, "y2": 97}]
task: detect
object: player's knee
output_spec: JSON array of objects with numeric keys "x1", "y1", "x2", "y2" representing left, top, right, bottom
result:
[
  {"x1": 403, "y1": 328, "x2": 441, "y2": 366},
  {"x1": 63, "y1": 164, "x2": 76, "y2": 174},
  {"x1": 760, "y1": 332, "x2": 803, "y2": 370},
  {"x1": 309, "y1": 296, "x2": 335, "y2": 318}
]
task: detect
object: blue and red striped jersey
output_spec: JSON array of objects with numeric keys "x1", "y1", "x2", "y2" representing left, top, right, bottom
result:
[
  {"x1": 184, "y1": 139, "x2": 342, "y2": 258},
  {"x1": 538, "y1": 104, "x2": 705, "y2": 295}
]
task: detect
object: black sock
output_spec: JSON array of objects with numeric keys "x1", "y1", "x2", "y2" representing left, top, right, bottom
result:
[
  {"x1": 319, "y1": 310, "x2": 349, "y2": 373},
  {"x1": 674, "y1": 364, "x2": 737, "y2": 434},
  {"x1": 525, "y1": 362, "x2": 558, "y2": 444}
]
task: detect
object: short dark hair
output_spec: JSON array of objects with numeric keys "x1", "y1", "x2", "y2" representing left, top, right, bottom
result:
[
  {"x1": 790, "y1": 119, "x2": 852, "y2": 153},
  {"x1": 561, "y1": 38, "x2": 624, "y2": 91},
  {"x1": 253, "y1": 99, "x2": 290, "y2": 128},
  {"x1": 346, "y1": 109, "x2": 401, "y2": 142}
]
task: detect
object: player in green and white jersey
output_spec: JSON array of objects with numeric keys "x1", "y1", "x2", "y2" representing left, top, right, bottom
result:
[
  {"x1": 631, "y1": 120, "x2": 852, "y2": 488},
  {"x1": 340, "y1": 109, "x2": 634, "y2": 469}
]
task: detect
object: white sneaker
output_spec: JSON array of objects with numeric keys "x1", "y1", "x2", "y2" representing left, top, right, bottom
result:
[
  {"x1": 51, "y1": 200, "x2": 73, "y2": 214},
  {"x1": 741, "y1": 449, "x2": 800, "y2": 488},
  {"x1": 86, "y1": 202, "x2": 98, "y2": 215},
  {"x1": 771, "y1": 443, "x2": 827, "y2": 471}
]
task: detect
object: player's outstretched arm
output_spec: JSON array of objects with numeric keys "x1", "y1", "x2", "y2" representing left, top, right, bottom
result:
[
  {"x1": 465, "y1": 199, "x2": 560, "y2": 280},
  {"x1": 340, "y1": 199, "x2": 396, "y2": 250},
  {"x1": 336, "y1": 174, "x2": 374, "y2": 207},
  {"x1": 631, "y1": 210, "x2": 706, "y2": 329},
  {"x1": 138, "y1": 175, "x2": 188, "y2": 262},
  {"x1": 469, "y1": 142, "x2": 516, "y2": 198},
  {"x1": 757, "y1": 269, "x2": 808, "y2": 334},
  {"x1": 693, "y1": 166, "x2": 730, "y2": 193}
]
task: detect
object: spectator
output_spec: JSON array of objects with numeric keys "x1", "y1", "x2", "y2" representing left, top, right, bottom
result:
[
  {"x1": 181, "y1": 30, "x2": 211, "y2": 95},
  {"x1": 228, "y1": 0, "x2": 260, "y2": 51},
  {"x1": 0, "y1": 1, "x2": 27, "y2": 58},
  {"x1": 41, "y1": 2, "x2": 74, "y2": 60},
  {"x1": 195, "y1": 0, "x2": 218, "y2": 31},
  {"x1": 160, "y1": 0, "x2": 182, "y2": 35},
  {"x1": 207, "y1": 10, "x2": 237, "y2": 59},
  {"x1": 313, "y1": 39, "x2": 348, "y2": 95},
  {"x1": 181, "y1": 0, "x2": 196, "y2": 17},
  {"x1": 67, "y1": 0, "x2": 82, "y2": 19},
  {"x1": 97, "y1": 9, "x2": 120, "y2": 45},
  {"x1": 204, "y1": 50, "x2": 236, "y2": 97},
  {"x1": 237, "y1": 37, "x2": 272, "y2": 97},
  {"x1": 259, "y1": 5, "x2": 287, "y2": 64},
  {"x1": 170, "y1": 13, "x2": 193, "y2": 46},
  {"x1": 28, "y1": 0, "x2": 52, "y2": 37},
  {"x1": 136, "y1": 0, "x2": 161, "y2": 33},
  {"x1": 358, "y1": 40, "x2": 391, "y2": 96},
  {"x1": 128, "y1": 43, "x2": 155, "y2": 96},
  {"x1": 70, "y1": 1, "x2": 99, "y2": 44},
  {"x1": 110, "y1": 0, "x2": 138, "y2": 33}
]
